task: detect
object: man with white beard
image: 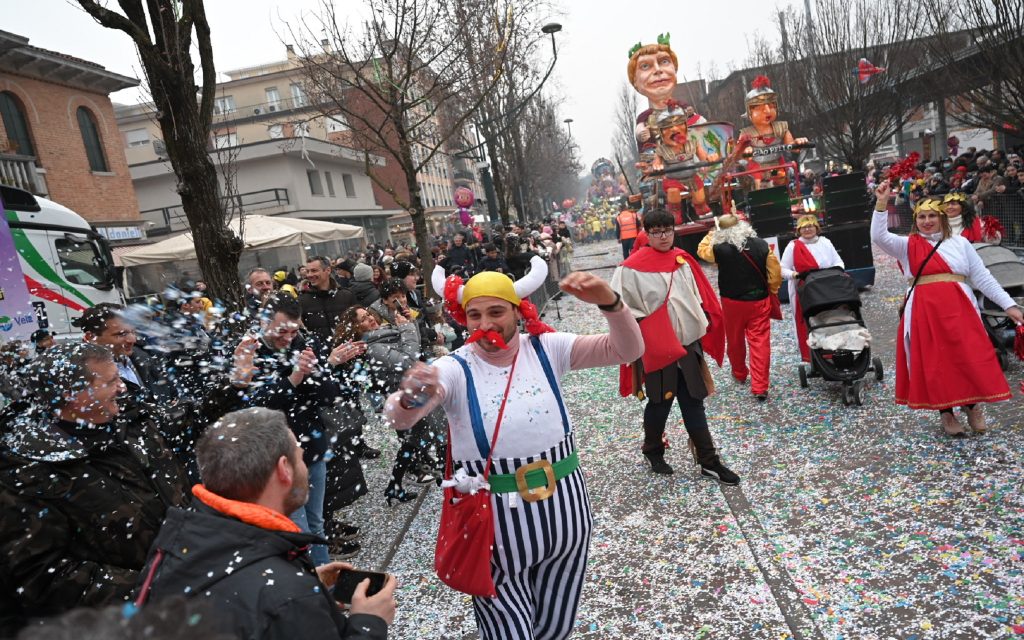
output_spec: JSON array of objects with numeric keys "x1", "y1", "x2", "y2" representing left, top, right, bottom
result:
[{"x1": 698, "y1": 214, "x2": 782, "y2": 402}]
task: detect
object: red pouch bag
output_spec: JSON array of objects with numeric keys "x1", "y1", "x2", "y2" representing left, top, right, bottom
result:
[
  {"x1": 434, "y1": 351, "x2": 518, "y2": 598},
  {"x1": 639, "y1": 270, "x2": 687, "y2": 372}
]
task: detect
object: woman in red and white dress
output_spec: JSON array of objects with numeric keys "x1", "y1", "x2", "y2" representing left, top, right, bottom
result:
[
  {"x1": 780, "y1": 214, "x2": 844, "y2": 362},
  {"x1": 871, "y1": 183, "x2": 1024, "y2": 436}
]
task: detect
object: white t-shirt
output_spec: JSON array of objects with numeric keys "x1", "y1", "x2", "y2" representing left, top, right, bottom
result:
[{"x1": 436, "y1": 332, "x2": 577, "y2": 461}]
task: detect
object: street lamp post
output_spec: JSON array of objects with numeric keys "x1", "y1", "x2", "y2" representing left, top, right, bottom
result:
[{"x1": 564, "y1": 117, "x2": 574, "y2": 139}]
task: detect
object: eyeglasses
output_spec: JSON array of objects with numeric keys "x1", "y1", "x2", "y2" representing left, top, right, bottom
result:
[{"x1": 647, "y1": 229, "x2": 674, "y2": 239}]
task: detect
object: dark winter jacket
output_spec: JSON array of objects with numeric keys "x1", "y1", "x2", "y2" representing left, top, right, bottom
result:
[
  {"x1": 247, "y1": 333, "x2": 334, "y2": 465},
  {"x1": 349, "y1": 279, "x2": 381, "y2": 306},
  {"x1": 478, "y1": 255, "x2": 509, "y2": 273},
  {"x1": 299, "y1": 279, "x2": 356, "y2": 342},
  {"x1": 139, "y1": 502, "x2": 387, "y2": 640},
  {"x1": 440, "y1": 243, "x2": 477, "y2": 276},
  {"x1": 712, "y1": 238, "x2": 772, "y2": 302},
  {"x1": 0, "y1": 405, "x2": 187, "y2": 635}
]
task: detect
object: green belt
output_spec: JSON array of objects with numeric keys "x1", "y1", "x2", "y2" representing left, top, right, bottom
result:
[{"x1": 488, "y1": 451, "x2": 580, "y2": 500}]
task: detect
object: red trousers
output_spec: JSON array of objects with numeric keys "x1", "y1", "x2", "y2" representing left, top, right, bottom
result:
[{"x1": 721, "y1": 297, "x2": 772, "y2": 395}]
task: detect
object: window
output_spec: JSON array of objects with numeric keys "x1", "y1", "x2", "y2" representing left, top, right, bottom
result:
[
  {"x1": 0, "y1": 92, "x2": 35, "y2": 156},
  {"x1": 342, "y1": 173, "x2": 356, "y2": 198},
  {"x1": 265, "y1": 87, "x2": 281, "y2": 109},
  {"x1": 268, "y1": 124, "x2": 283, "y2": 139},
  {"x1": 290, "y1": 84, "x2": 308, "y2": 107},
  {"x1": 308, "y1": 170, "x2": 324, "y2": 196},
  {"x1": 76, "y1": 107, "x2": 108, "y2": 172},
  {"x1": 324, "y1": 171, "x2": 336, "y2": 196},
  {"x1": 214, "y1": 95, "x2": 236, "y2": 115},
  {"x1": 124, "y1": 128, "x2": 150, "y2": 148},
  {"x1": 325, "y1": 115, "x2": 348, "y2": 133},
  {"x1": 55, "y1": 237, "x2": 108, "y2": 286},
  {"x1": 212, "y1": 133, "x2": 238, "y2": 149}
]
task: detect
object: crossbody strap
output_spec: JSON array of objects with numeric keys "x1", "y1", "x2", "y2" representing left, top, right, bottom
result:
[
  {"x1": 740, "y1": 248, "x2": 769, "y2": 287},
  {"x1": 900, "y1": 239, "x2": 944, "y2": 317},
  {"x1": 529, "y1": 336, "x2": 570, "y2": 435},
  {"x1": 445, "y1": 350, "x2": 519, "y2": 479}
]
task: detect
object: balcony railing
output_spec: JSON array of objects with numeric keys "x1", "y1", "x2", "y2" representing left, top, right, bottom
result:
[
  {"x1": 141, "y1": 188, "x2": 290, "y2": 237},
  {"x1": 213, "y1": 96, "x2": 313, "y2": 122},
  {"x1": 0, "y1": 153, "x2": 47, "y2": 197}
]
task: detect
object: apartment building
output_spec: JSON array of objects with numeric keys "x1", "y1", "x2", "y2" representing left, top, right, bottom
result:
[{"x1": 115, "y1": 44, "x2": 481, "y2": 244}]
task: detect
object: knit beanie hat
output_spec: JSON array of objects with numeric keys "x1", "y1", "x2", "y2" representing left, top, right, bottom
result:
[{"x1": 353, "y1": 263, "x2": 373, "y2": 282}]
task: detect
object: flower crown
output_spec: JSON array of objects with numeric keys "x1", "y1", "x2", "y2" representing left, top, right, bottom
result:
[
  {"x1": 942, "y1": 191, "x2": 967, "y2": 203},
  {"x1": 914, "y1": 199, "x2": 946, "y2": 215},
  {"x1": 628, "y1": 33, "x2": 670, "y2": 59}
]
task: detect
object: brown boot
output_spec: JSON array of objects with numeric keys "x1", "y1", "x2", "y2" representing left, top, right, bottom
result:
[
  {"x1": 963, "y1": 405, "x2": 987, "y2": 433},
  {"x1": 940, "y1": 411, "x2": 967, "y2": 437}
]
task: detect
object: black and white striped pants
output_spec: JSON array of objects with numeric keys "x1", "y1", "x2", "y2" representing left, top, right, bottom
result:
[{"x1": 462, "y1": 434, "x2": 593, "y2": 640}]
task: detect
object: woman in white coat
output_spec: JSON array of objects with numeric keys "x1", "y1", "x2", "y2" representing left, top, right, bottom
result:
[{"x1": 780, "y1": 214, "x2": 844, "y2": 362}]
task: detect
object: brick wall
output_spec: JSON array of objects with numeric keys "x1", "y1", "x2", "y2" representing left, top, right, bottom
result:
[{"x1": 0, "y1": 73, "x2": 140, "y2": 223}]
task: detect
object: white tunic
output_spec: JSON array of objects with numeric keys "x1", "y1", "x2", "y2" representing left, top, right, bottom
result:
[
  {"x1": 870, "y1": 210, "x2": 1016, "y2": 367},
  {"x1": 780, "y1": 235, "x2": 844, "y2": 340},
  {"x1": 611, "y1": 262, "x2": 709, "y2": 347},
  {"x1": 435, "y1": 332, "x2": 576, "y2": 461}
]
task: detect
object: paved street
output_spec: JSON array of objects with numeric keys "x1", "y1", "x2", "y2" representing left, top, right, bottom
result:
[{"x1": 345, "y1": 239, "x2": 1023, "y2": 640}]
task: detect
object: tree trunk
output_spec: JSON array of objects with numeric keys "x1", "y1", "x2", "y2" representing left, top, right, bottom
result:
[
  {"x1": 485, "y1": 133, "x2": 510, "y2": 226},
  {"x1": 140, "y1": 46, "x2": 243, "y2": 308},
  {"x1": 411, "y1": 186, "x2": 436, "y2": 298}
]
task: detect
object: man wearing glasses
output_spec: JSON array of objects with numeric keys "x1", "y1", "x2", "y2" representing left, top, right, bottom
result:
[
  {"x1": 79, "y1": 303, "x2": 176, "y2": 406},
  {"x1": 611, "y1": 209, "x2": 739, "y2": 484}
]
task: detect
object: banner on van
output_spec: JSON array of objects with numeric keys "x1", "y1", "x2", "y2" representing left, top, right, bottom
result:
[{"x1": 0, "y1": 194, "x2": 40, "y2": 342}]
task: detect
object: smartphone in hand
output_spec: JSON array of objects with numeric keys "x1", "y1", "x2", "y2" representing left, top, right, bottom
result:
[{"x1": 331, "y1": 569, "x2": 389, "y2": 604}]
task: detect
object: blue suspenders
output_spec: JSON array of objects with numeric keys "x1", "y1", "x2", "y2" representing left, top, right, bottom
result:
[{"x1": 451, "y1": 336, "x2": 571, "y2": 459}]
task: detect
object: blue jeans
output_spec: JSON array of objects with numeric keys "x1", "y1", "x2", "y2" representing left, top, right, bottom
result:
[{"x1": 290, "y1": 458, "x2": 329, "y2": 566}]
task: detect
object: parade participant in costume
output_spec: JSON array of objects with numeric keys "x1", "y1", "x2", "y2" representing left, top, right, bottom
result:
[
  {"x1": 697, "y1": 214, "x2": 782, "y2": 401},
  {"x1": 942, "y1": 191, "x2": 982, "y2": 242},
  {"x1": 612, "y1": 209, "x2": 738, "y2": 483},
  {"x1": 383, "y1": 257, "x2": 643, "y2": 640},
  {"x1": 780, "y1": 215, "x2": 844, "y2": 362},
  {"x1": 739, "y1": 76, "x2": 808, "y2": 189},
  {"x1": 870, "y1": 184, "x2": 1023, "y2": 436}
]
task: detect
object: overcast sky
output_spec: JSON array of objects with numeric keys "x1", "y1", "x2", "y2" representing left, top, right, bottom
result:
[{"x1": 5, "y1": 0, "x2": 793, "y2": 168}]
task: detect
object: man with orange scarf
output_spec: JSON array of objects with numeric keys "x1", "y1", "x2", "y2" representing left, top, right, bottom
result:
[
  {"x1": 138, "y1": 407, "x2": 395, "y2": 639},
  {"x1": 612, "y1": 209, "x2": 738, "y2": 483}
]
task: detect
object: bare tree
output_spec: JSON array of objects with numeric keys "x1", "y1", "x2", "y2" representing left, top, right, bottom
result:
[
  {"x1": 292, "y1": 0, "x2": 520, "y2": 289},
  {"x1": 517, "y1": 96, "x2": 581, "y2": 216},
  {"x1": 920, "y1": 0, "x2": 1024, "y2": 136},
  {"x1": 769, "y1": 0, "x2": 922, "y2": 168},
  {"x1": 75, "y1": 0, "x2": 244, "y2": 307},
  {"x1": 611, "y1": 81, "x2": 640, "y2": 190}
]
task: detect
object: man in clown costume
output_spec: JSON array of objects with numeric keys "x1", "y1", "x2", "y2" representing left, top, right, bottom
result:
[{"x1": 384, "y1": 256, "x2": 643, "y2": 640}]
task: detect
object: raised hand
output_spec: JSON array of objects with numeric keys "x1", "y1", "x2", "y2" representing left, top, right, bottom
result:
[{"x1": 559, "y1": 272, "x2": 619, "y2": 307}]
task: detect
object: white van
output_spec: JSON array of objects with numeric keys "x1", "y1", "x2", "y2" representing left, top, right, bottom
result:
[{"x1": 0, "y1": 185, "x2": 123, "y2": 342}]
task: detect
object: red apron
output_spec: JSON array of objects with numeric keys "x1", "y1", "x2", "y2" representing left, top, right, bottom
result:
[
  {"x1": 895, "y1": 235, "x2": 1010, "y2": 409},
  {"x1": 792, "y1": 240, "x2": 819, "y2": 362}
]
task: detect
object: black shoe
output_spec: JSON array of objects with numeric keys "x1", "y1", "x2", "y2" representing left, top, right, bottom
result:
[
  {"x1": 644, "y1": 453, "x2": 674, "y2": 475},
  {"x1": 413, "y1": 470, "x2": 436, "y2": 484},
  {"x1": 358, "y1": 445, "x2": 382, "y2": 460},
  {"x1": 335, "y1": 523, "x2": 360, "y2": 542},
  {"x1": 754, "y1": 393, "x2": 768, "y2": 402},
  {"x1": 328, "y1": 540, "x2": 360, "y2": 559},
  {"x1": 700, "y1": 459, "x2": 740, "y2": 486},
  {"x1": 384, "y1": 480, "x2": 419, "y2": 506}
]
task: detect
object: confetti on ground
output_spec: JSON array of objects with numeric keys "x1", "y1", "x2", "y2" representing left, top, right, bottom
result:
[{"x1": 343, "y1": 240, "x2": 1022, "y2": 639}]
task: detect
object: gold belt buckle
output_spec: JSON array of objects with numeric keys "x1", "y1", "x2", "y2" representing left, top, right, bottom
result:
[{"x1": 515, "y1": 459, "x2": 557, "y2": 502}]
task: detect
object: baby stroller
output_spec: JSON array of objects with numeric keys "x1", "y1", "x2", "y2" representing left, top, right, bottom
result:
[
  {"x1": 796, "y1": 267, "x2": 884, "y2": 406},
  {"x1": 972, "y1": 243, "x2": 1024, "y2": 371}
]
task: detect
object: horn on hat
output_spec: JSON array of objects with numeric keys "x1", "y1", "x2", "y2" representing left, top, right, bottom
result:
[
  {"x1": 512, "y1": 255, "x2": 549, "y2": 300},
  {"x1": 431, "y1": 265, "x2": 464, "y2": 303}
]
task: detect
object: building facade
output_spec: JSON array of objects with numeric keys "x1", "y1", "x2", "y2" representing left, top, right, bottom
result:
[{"x1": 0, "y1": 29, "x2": 143, "y2": 240}]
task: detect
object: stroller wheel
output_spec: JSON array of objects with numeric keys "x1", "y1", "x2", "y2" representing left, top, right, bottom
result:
[
  {"x1": 853, "y1": 381, "x2": 865, "y2": 406},
  {"x1": 841, "y1": 384, "x2": 852, "y2": 405},
  {"x1": 873, "y1": 357, "x2": 884, "y2": 382},
  {"x1": 798, "y1": 365, "x2": 809, "y2": 389}
]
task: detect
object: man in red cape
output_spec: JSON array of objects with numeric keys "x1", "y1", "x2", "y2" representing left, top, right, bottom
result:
[{"x1": 612, "y1": 209, "x2": 737, "y2": 483}]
